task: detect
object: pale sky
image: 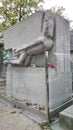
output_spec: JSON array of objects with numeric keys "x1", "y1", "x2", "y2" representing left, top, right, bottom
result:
[{"x1": 44, "y1": 0, "x2": 73, "y2": 21}]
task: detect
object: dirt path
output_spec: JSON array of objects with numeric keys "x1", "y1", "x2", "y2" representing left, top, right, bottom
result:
[{"x1": 0, "y1": 102, "x2": 44, "y2": 130}]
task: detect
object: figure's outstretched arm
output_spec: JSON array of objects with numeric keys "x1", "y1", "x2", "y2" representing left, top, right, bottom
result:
[{"x1": 9, "y1": 51, "x2": 26, "y2": 65}]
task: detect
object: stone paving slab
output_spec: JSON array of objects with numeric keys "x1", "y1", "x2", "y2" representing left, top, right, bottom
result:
[
  {"x1": 59, "y1": 105, "x2": 73, "y2": 130},
  {"x1": 51, "y1": 122, "x2": 67, "y2": 130}
]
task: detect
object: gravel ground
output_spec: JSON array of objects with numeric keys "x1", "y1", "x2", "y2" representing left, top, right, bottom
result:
[{"x1": 0, "y1": 102, "x2": 51, "y2": 130}]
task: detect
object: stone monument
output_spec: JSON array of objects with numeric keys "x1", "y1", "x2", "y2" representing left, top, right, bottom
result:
[{"x1": 4, "y1": 11, "x2": 72, "y2": 111}]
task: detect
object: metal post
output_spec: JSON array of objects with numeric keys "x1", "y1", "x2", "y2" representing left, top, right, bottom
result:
[{"x1": 45, "y1": 51, "x2": 50, "y2": 124}]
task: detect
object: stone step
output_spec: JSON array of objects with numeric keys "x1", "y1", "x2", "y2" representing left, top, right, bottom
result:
[
  {"x1": 24, "y1": 111, "x2": 47, "y2": 123},
  {"x1": 0, "y1": 83, "x2": 6, "y2": 87},
  {"x1": 1, "y1": 75, "x2": 6, "y2": 78},
  {"x1": 0, "y1": 86, "x2": 6, "y2": 89},
  {"x1": 0, "y1": 90, "x2": 6, "y2": 94},
  {"x1": 0, "y1": 78, "x2": 6, "y2": 83},
  {"x1": 0, "y1": 74, "x2": 6, "y2": 78},
  {"x1": 0, "y1": 85, "x2": 6, "y2": 95},
  {"x1": 59, "y1": 105, "x2": 73, "y2": 130},
  {"x1": 0, "y1": 79, "x2": 6, "y2": 82}
]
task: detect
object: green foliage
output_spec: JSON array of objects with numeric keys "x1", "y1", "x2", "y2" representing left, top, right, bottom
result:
[
  {"x1": 0, "y1": 0, "x2": 44, "y2": 31},
  {"x1": 50, "y1": 6, "x2": 65, "y2": 16}
]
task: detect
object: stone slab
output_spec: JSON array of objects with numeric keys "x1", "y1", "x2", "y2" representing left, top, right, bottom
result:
[
  {"x1": 51, "y1": 122, "x2": 67, "y2": 130},
  {"x1": 6, "y1": 66, "x2": 72, "y2": 110},
  {"x1": 59, "y1": 105, "x2": 73, "y2": 130},
  {"x1": 4, "y1": 11, "x2": 44, "y2": 50},
  {"x1": 49, "y1": 68, "x2": 72, "y2": 109},
  {"x1": 6, "y1": 67, "x2": 47, "y2": 107}
]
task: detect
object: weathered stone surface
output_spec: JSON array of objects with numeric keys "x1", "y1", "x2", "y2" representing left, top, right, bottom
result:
[
  {"x1": 55, "y1": 14, "x2": 70, "y2": 73},
  {"x1": 70, "y1": 31, "x2": 73, "y2": 51},
  {"x1": 59, "y1": 105, "x2": 73, "y2": 130},
  {"x1": 4, "y1": 11, "x2": 55, "y2": 51},
  {"x1": 4, "y1": 11, "x2": 44, "y2": 50},
  {"x1": 49, "y1": 69, "x2": 72, "y2": 109},
  {"x1": 6, "y1": 67, "x2": 47, "y2": 107}
]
